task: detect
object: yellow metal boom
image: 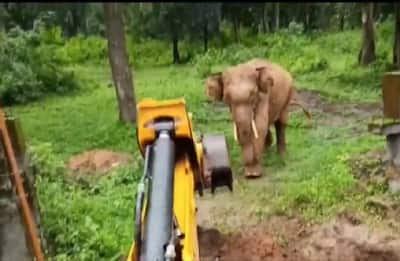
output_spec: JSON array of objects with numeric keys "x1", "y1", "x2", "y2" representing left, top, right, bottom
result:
[{"x1": 127, "y1": 98, "x2": 232, "y2": 261}]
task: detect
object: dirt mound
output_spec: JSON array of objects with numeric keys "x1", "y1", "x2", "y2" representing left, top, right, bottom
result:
[
  {"x1": 199, "y1": 225, "x2": 287, "y2": 261},
  {"x1": 299, "y1": 217, "x2": 400, "y2": 261},
  {"x1": 68, "y1": 150, "x2": 133, "y2": 174}
]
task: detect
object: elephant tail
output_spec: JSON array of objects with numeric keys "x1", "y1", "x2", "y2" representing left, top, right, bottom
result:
[
  {"x1": 289, "y1": 86, "x2": 312, "y2": 120},
  {"x1": 289, "y1": 101, "x2": 312, "y2": 120}
]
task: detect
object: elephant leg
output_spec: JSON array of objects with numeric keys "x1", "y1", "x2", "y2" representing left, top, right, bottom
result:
[
  {"x1": 276, "y1": 109, "x2": 289, "y2": 156},
  {"x1": 275, "y1": 121, "x2": 286, "y2": 156},
  {"x1": 265, "y1": 129, "x2": 273, "y2": 148}
]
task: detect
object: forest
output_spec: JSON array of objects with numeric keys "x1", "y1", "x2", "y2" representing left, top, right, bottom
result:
[{"x1": 1, "y1": 2, "x2": 400, "y2": 260}]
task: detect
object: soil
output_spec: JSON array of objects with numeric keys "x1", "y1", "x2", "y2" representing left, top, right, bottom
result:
[
  {"x1": 199, "y1": 214, "x2": 400, "y2": 261},
  {"x1": 67, "y1": 149, "x2": 133, "y2": 175},
  {"x1": 291, "y1": 89, "x2": 381, "y2": 129}
]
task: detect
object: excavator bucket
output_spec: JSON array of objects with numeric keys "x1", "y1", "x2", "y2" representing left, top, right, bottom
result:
[{"x1": 201, "y1": 134, "x2": 233, "y2": 193}]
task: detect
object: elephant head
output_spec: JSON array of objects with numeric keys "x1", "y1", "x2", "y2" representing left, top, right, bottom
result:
[{"x1": 205, "y1": 63, "x2": 275, "y2": 178}]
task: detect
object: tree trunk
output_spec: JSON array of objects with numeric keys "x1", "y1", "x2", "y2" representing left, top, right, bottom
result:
[
  {"x1": 304, "y1": 3, "x2": 311, "y2": 32},
  {"x1": 275, "y1": 2, "x2": 280, "y2": 31},
  {"x1": 103, "y1": 3, "x2": 137, "y2": 124},
  {"x1": 233, "y1": 17, "x2": 240, "y2": 43},
  {"x1": 203, "y1": 19, "x2": 208, "y2": 52},
  {"x1": 172, "y1": 33, "x2": 180, "y2": 64},
  {"x1": 261, "y1": 4, "x2": 267, "y2": 33},
  {"x1": 0, "y1": 5, "x2": 5, "y2": 32},
  {"x1": 394, "y1": 3, "x2": 400, "y2": 69},
  {"x1": 339, "y1": 12, "x2": 345, "y2": 31},
  {"x1": 358, "y1": 3, "x2": 376, "y2": 66}
]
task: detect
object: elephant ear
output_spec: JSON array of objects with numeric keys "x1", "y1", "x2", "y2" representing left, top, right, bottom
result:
[
  {"x1": 205, "y1": 72, "x2": 224, "y2": 101},
  {"x1": 255, "y1": 67, "x2": 274, "y2": 93}
]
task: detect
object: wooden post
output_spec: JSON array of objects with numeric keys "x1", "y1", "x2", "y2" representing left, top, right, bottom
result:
[{"x1": 0, "y1": 109, "x2": 45, "y2": 261}]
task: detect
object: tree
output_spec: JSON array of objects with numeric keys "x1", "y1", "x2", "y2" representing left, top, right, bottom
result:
[
  {"x1": 189, "y1": 3, "x2": 221, "y2": 52},
  {"x1": 0, "y1": 4, "x2": 8, "y2": 32},
  {"x1": 200, "y1": 4, "x2": 221, "y2": 52},
  {"x1": 394, "y1": 3, "x2": 400, "y2": 69},
  {"x1": 274, "y1": 2, "x2": 280, "y2": 31},
  {"x1": 222, "y1": 3, "x2": 255, "y2": 42},
  {"x1": 137, "y1": 3, "x2": 192, "y2": 64},
  {"x1": 84, "y1": 3, "x2": 105, "y2": 36},
  {"x1": 221, "y1": 3, "x2": 242, "y2": 43},
  {"x1": 304, "y1": 3, "x2": 312, "y2": 32},
  {"x1": 261, "y1": 3, "x2": 269, "y2": 33},
  {"x1": 103, "y1": 3, "x2": 137, "y2": 124},
  {"x1": 358, "y1": 3, "x2": 376, "y2": 66},
  {"x1": 337, "y1": 3, "x2": 346, "y2": 31}
]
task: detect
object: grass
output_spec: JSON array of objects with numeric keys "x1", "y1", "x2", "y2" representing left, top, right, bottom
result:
[{"x1": 8, "y1": 22, "x2": 397, "y2": 259}]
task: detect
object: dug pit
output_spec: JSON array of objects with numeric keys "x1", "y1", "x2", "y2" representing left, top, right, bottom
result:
[
  {"x1": 199, "y1": 215, "x2": 400, "y2": 261},
  {"x1": 67, "y1": 149, "x2": 133, "y2": 175}
]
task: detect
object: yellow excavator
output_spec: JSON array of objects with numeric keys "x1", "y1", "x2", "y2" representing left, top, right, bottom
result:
[
  {"x1": 126, "y1": 98, "x2": 233, "y2": 261},
  {"x1": 0, "y1": 98, "x2": 231, "y2": 261}
]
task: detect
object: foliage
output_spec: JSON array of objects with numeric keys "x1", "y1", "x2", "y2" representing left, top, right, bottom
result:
[
  {"x1": 0, "y1": 26, "x2": 78, "y2": 105},
  {"x1": 126, "y1": 38, "x2": 170, "y2": 68},
  {"x1": 287, "y1": 20, "x2": 305, "y2": 35},
  {"x1": 28, "y1": 143, "x2": 140, "y2": 260},
  {"x1": 56, "y1": 35, "x2": 107, "y2": 64}
]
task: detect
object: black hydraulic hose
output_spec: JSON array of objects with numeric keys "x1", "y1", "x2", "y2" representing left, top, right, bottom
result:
[
  {"x1": 134, "y1": 145, "x2": 151, "y2": 260},
  {"x1": 141, "y1": 129, "x2": 176, "y2": 261}
]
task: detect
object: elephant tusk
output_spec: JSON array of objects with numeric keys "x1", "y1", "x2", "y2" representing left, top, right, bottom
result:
[
  {"x1": 251, "y1": 119, "x2": 259, "y2": 139},
  {"x1": 233, "y1": 122, "x2": 238, "y2": 142}
]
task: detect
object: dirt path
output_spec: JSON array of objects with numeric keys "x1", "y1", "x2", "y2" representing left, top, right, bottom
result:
[
  {"x1": 197, "y1": 89, "x2": 400, "y2": 260},
  {"x1": 291, "y1": 89, "x2": 381, "y2": 129}
]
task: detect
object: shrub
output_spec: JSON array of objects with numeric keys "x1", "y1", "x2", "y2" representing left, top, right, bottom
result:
[
  {"x1": 0, "y1": 26, "x2": 79, "y2": 105},
  {"x1": 193, "y1": 49, "x2": 216, "y2": 77},
  {"x1": 28, "y1": 143, "x2": 140, "y2": 260},
  {"x1": 56, "y1": 35, "x2": 107, "y2": 65},
  {"x1": 126, "y1": 38, "x2": 166, "y2": 67},
  {"x1": 287, "y1": 21, "x2": 305, "y2": 35}
]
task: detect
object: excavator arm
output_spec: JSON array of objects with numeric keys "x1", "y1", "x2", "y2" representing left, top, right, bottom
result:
[{"x1": 127, "y1": 98, "x2": 233, "y2": 261}]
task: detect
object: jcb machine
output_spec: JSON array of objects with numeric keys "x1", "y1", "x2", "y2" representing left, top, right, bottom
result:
[{"x1": 127, "y1": 98, "x2": 233, "y2": 261}]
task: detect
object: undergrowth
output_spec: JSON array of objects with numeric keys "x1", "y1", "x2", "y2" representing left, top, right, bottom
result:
[{"x1": 0, "y1": 26, "x2": 79, "y2": 105}]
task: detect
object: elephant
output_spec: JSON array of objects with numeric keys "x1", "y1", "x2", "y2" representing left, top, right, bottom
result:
[{"x1": 205, "y1": 58, "x2": 310, "y2": 179}]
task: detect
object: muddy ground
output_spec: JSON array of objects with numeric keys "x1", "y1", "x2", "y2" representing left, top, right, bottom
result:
[
  {"x1": 198, "y1": 212, "x2": 400, "y2": 261},
  {"x1": 197, "y1": 90, "x2": 400, "y2": 261}
]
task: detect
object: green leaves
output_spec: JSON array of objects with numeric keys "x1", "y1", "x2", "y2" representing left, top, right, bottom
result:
[
  {"x1": 28, "y1": 144, "x2": 140, "y2": 260},
  {"x1": 0, "y1": 25, "x2": 79, "y2": 105}
]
